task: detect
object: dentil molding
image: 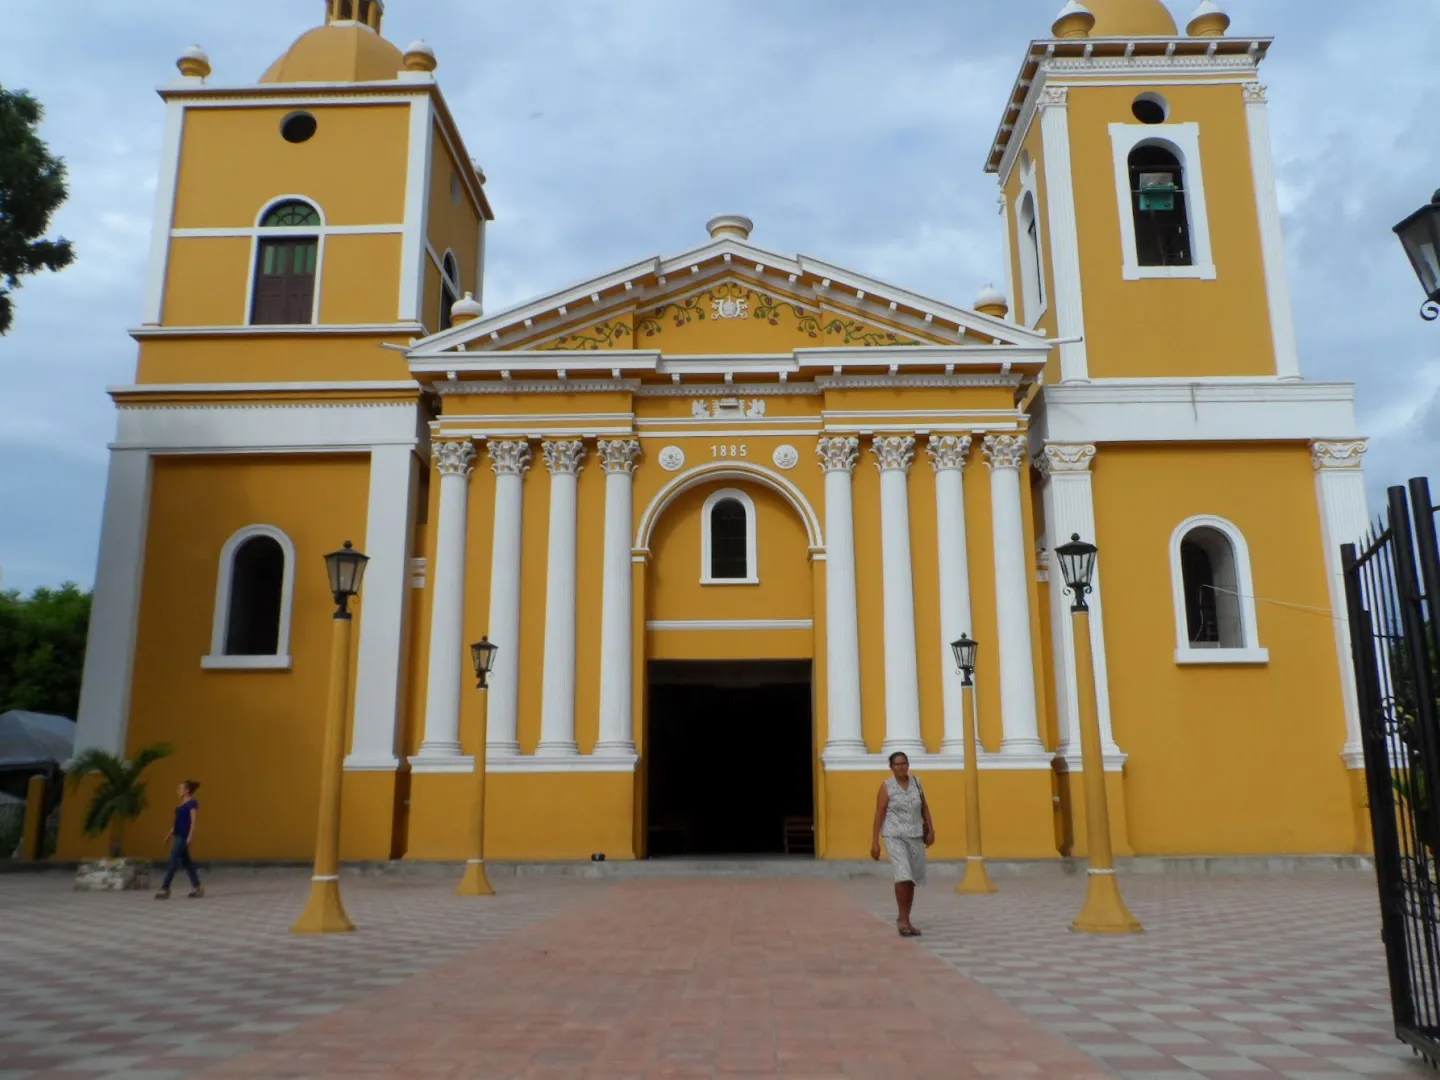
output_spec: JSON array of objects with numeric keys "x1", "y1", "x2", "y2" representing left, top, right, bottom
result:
[
  {"x1": 597, "y1": 438, "x2": 642, "y2": 475},
  {"x1": 983, "y1": 434, "x2": 1027, "y2": 472},
  {"x1": 926, "y1": 434, "x2": 972, "y2": 472},
  {"x1": 871, "y1": 435, "x2": 917, "y2": 473},
  {"x1": 433, "y1": 439, "x2": 477, "y2": 477},
  {"x1": 816, "y1": 436, "x2": 860, "y2": 474},
  {"x1": 488, "y1": 439, "x2": 532, "y2": 475},
  {"x1": 542, "y1": 439, "x2": 587, "y2": 475},
  {"x1": 1311, "y1": 440, "x2": 1367, "y2": 471}
]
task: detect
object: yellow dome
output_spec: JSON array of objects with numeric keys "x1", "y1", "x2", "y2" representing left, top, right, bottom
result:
[
  {"x1": 1085, "y1": 0, "x2": 1179, "y2": 36},
  {"x1": 260, "y1": 23, "x2": 404, "y2": 84}
]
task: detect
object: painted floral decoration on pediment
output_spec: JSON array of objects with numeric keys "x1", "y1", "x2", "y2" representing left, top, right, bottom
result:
[
  {"x1": 636, "y1": 282, "x2": 920, "y2": 347},
  {"x1": 538, "y1": 320, "x2": 634, "y2": 351}
]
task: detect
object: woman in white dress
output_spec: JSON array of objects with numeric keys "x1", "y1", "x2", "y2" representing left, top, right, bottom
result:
[{"x1": 870, "y1": 751, "x2": 935, "y2": 937}]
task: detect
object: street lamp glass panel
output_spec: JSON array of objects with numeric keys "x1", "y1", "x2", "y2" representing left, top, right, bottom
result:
[
  {"x1": 1054, "y1": 533, "x2": 1098, "y2": 593},
  {"x1": 950, "y1": 634, "x2": 978, "y2": 676},
  {"x1": 1395, "y1": 192, "x2": 1440, "y2": 302},
  {"x1": 323, "y1": 541, "x2": 368, "y2": 599},
  {"x1": 470, "y1": 636, "x2": 498, "y2": 686}
]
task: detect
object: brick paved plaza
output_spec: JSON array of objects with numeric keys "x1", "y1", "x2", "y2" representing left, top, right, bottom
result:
[{"x1": 0, "y1": 868, "x2": 1429, "y2": 1079}]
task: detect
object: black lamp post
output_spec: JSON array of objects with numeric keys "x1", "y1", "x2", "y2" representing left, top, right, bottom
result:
[
  {"x1": 459, "y1": 635, "x2": 498, "y2": 897},
  {"x1": 323, "y1": 541, "x2": 369, "y2": 617},
  {"x1": 470, "y1": 636, "x2": 498, "y2": 690},
  {"x1": 1394, "y1": 190, "x2": 1440, "y2": 321},
  {"x1": 1054, "y1": 534, "x2": 1098, "y2": 613},
  {"x1": 950, "y1": 634, "x2": 979, "y2": 688}
]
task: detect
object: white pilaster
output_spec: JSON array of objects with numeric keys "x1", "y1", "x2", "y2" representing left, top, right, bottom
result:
[
  {"x1": 346, "y1": 444, "x2": 417, "y2": 771},
  {"x1": 411, "y1": 439, "x2": 476, "y2": 772},
  {"x1": 1038, "y1": 86, "x2": 1089, "y2": 383},
  {"x1": 74, "y1": 449, "x2": 153, "y2": 757},
  {"x1": 872, "y1": 436, "x2": 925, "y2": 757},
  {"x1": 485, "y1": 440, "x2": 531, "y2": 756},
  {"x1": 537, "y1": 440, "x2": 586, "y2": 757},
  {"x1": 398, "y1": 95, "x2": 435, "y2": 325},
  {"x1": 1312, "y1": 441, "x2": 1371, "y2": 768},
  {"x1": 998, "y1": 187, "x2": 1016, "y2": 325},
  {"x1": 1038, "y1": 444, "x2": 1124, "y2": 770},
  {"x1": 596, "y1": 439, "x2": 641, "y2": 758},
  {"x1": 983, "y1": 435, "x2": 1046, "y2": 762},
  {"x1": 818, "y1": 437, "x2": 866, "y2": 758},
  {"x1": 1245, "y1": 83, "x2": 1301, "y2": 381},
  {"x1": 928, "y1": 436, "x2": 975, "y2": 757},
  {"x1": 141, "y1": 100, "x2": 185, "y2": 326}
]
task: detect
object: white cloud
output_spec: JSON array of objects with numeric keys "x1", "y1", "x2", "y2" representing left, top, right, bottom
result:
[{"x1": 0, "y1": 0, "x2": 1436, "y2": 590}]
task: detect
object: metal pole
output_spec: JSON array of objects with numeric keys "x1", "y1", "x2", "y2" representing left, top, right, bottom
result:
[
  {"x1": 956, "y1": 678, "x2": 997, "y2": 895},
  {"x1": 457, "y1": 687, "x2": 495, "y2": 897}
]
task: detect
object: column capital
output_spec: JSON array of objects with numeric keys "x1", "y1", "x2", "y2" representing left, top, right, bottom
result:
[
  {"x1": 1038, "y1": 443, "x2": 1097, "y2": 479},
  {"x1": 982, "y1": 434, "x2": 1027, "y2": 473},
  {"x1": 1311, "y1": 440, "x2": 1367, "y2": 472},
  {"x1": 1243, "y1": 81, "x2": 1268, "y2": 105},
  {"x1": 926, "y1": 434, "x2": 973, "y2": 473},
  {"x1": 817, "y1": 436, "x2": 860, "y2": 474},
  {"x1": 1039, "y1": 85, "x2": 1069, "y2": 109},
  {"x1": 597, "y1": 438, "x2": 642, "y2": 475},
  {"x1": 871, "y1": 435, "x2": 916, "y2": 474},
  {"x1": 542, "y1": 439, "x2": 587, "y2": 476},
  {"x1": 488, "y1": 439, "x2": 532, "y2": 476},
  {"x1": 433, "y1": 439, "x2": 477, "y2": 478}
]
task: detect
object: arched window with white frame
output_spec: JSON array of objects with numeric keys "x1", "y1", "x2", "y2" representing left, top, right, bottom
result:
[
  {"x1": 1109, "y1": 120, "x2": 1216, "y2": 280},
  {"x1": 701, "y1": 488, "x2": 758, "y2": 585},
  {"x1": 202, "y1": 525, "x2": 297, "y2": 670},
  {"x1": 1169, "y1": 515, "x2": 1268, "y2": 665},
  {"x1": 439, "y1": 250, "x2": 460, "y2": 331},
  {"x1": 249, "y1": 198, "x2": 322, "y2": 325},
  {"x1": 1017, "y1": 192, "x2": 1045, "y2": 324}
]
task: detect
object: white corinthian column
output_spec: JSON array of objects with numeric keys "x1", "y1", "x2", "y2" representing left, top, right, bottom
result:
[
  {"x1": 595, "y1": 439, "x2": 641, "y2": 758},
  {"x1": 983, "y1": 435, "x2": 1045, "y2": 761},
  {"x1": 537, "y1": 440, "x2": 586, "y2": 756},
  {"x1": 485, "y1": 440, "x2": 531, "y2": 756},
  {"x1": 927, "y1": 436, "x2": 975, "y2": 757},
  {"x1": 818, "y1": 437, "x2": 865, "y2": 758},
  {"x1": 413, "y1": 439, "x2": 477, "y2": 770},
  {"x1": 872, "y1": 436, "x2": 925, "y2": 758}
]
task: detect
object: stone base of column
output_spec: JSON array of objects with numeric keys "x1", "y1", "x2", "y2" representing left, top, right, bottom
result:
[
  {"x1": 880, "y1": 739, "x2": 926, "y2": 759},
  {"x1": 938, "y1": 740, "x2": 966, "y2": 757},
  {"x1": 1054, "y1": 744, "x2": 1127, "y2": 772},
  {"x1": 821, "y1": 738, "x2": 868, "y2": 762},
  {"x1": 343, "y1": 752, "x2": 400, "y2": 772},
  {"x1": 534, "y1": 741, "x2": 579, "y2": 757},
  {"x1": 487, "y1": 741, "x2": 522, "y2": 757},
  {"x1": 408, "y1": 750, "x2": 475, "y2": 775},
  {"x1": 593, "y1": 741, "x2": 638, "y2": 759},
  {"x1": 996, "y1": 739, "x2": 1054, "y2": 769}
]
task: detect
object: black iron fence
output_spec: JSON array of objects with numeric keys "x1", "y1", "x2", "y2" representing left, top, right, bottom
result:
[{"x1": 1343, "y1": 478, "x2": 1440, "y2": 1066}]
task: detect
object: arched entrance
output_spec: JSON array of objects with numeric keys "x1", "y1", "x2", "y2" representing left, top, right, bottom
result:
[{"x1": 637, "y1": 467, "x2": 822, "y2": 858}]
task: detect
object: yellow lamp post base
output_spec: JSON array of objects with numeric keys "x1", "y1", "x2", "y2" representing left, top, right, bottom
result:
[
  {"x1": 456, "y1": 859, "x2": 496, "y2": 897},
  {"x1": 291, "y1": 878, "x2": 356, "y2": 934},
  {"x1": 1071, "y1": 872, "x2": 1143, "y2": 935},
  {"x1": 956, "y1": 858, "x2": 999, "y2": 895}
]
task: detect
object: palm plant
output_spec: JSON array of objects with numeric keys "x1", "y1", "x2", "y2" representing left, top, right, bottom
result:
[{"x1": 64, "y1": 743, "x2": 173, "y2": 858}]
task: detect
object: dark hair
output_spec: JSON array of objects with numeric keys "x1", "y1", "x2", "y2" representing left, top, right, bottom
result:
[
  {"x1": 887, "y1": 752, "x2": 909, "y2": 767},
  {"x1": 183, "y1": 780, "x2": 201, "y2": 794}
]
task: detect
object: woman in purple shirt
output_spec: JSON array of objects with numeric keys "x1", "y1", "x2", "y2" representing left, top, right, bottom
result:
[{"x1": 156, "y1": 780, "x2": 204, "y2": 899}]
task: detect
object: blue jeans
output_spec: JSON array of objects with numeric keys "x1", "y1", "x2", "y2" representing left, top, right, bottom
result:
[{"x1": 161, "y1": 837, "x2": 199, "y2": 890}]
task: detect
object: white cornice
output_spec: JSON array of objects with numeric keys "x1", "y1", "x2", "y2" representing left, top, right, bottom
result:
[
  {"x1": 432, "y1": 378, "x2": 641, "y2": 397},
  {"x1": 646, "y1": 620, "x2": 813, "y2": 632},
  {"x1": 110, "y1": 380, "x2": 421, "y2": 396},
  {"x1": 816, "y1": 373, "x2": 1025, "y2": 390},
  {"x1": 131, "y1": 323, "x2": 424, "y2": 340}
]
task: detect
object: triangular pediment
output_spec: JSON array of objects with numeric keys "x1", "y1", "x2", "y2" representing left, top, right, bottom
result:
[{"x1": 407, "y1": 236, "x2": 1050, "y2": 362}]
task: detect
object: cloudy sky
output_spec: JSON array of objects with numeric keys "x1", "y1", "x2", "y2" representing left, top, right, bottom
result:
[{"x1": 1, "y1": 0, "x2": 1437, "y2": 593}]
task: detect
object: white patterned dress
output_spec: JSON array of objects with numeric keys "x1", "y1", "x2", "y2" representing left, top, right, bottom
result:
[{"x1": 882, "y1": 775, "x2": 927, "y2": 885}]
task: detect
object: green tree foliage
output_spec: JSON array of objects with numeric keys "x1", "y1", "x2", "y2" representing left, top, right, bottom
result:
[
  {"x1": 0, "y1": 585, "x2": 91, "y2": 718},
  {"x1": 0, "y1": 86, "x2": 75, "y2": 334},
  {"x1": 65, "y1": 744, "x2": 173, "y2": 857}
]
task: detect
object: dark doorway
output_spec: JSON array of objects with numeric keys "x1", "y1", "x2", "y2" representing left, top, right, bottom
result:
[{"x1": 646, "y1": 660, "x2": 814, "y2": 857}]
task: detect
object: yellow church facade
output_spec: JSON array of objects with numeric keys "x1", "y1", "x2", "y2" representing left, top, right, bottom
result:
[{"x1": 61, "y1": 0, "x2": 1375, "y2": 866}]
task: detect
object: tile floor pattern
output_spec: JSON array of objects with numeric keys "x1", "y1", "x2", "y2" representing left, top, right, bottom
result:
[
  {"x1": 0, "y1": 871, "x2": 587, "y2": 1080},
  {"x1": 854, "y1": 871, "x2": 1434, "y2": 1079},
  {"x1": 0, "y1": 868, "x2": 1432, "y2": 1079}
]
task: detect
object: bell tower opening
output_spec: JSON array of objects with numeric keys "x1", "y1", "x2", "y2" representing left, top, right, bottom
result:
[{"x1": 645, "y1": 660, "x2": 815, "y2": 858}]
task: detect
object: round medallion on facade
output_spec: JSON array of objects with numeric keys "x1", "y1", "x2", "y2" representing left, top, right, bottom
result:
[
  {"x1": 658, "y1": 446, "x2": 686, "y2": 472},
  {"x1": 772, "y1": 445, "x2": 799, "y2": 471}
]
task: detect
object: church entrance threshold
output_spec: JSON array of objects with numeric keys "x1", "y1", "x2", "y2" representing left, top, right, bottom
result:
[{"x1": 645, "y1": 660, "x2": 814, "y2": 858}]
